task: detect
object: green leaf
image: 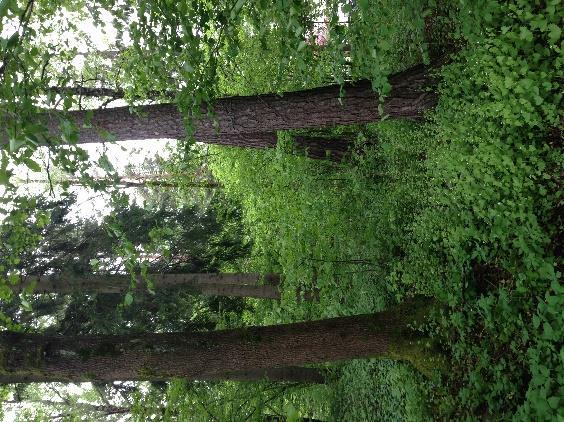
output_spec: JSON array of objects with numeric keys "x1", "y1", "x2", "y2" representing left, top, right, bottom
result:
[
  {"x1": 124, "y1": 292, "x2": 134, "y2": 306},
  {"x1": 97, "y1": 128, "x2": 116, "y2": 143},
  {"x1": 23, "y1": 157, "x2": 42, "y2": 172},
  {"x1": 89, "y1": 258, "x2": 100, "y2": 270},
  {"x1": 232, "y1": 0, "x2": 244, "y2": 15},
  {"x1": 0, "y1": 153, "x2": 12, "y2": 185},
  {"x1": 519, "y1": 27, "x2": 533, "y2": 42},
  {"x1": 98, "y1": 154, "x2": 115, "y2": 173},
  {"x1": 358, "y1": 0, "x2": 369, "y2": 11},
  {"x1": 547, "y1": 396, "x2": 559, "y2": 409},
  {"x1": 0, "y1": 0, "x2": 10, "y2": 17},
  {"x1": 0, "y1": 169, "x2": 11, "y2": 185},
  {"x1": 20, "y1": 298, "x2": 32, "y2": 311},
  {"x1": 83, "y1": 110, "x2": 94, "y2": 128},
  {"x1": 9, "y1": 137, "x2": 26, "y2": 152},
  {"x1": 283, "y1": 403, "x2": 299, "y2": 422},
  {"x1": 547, "y1": 24, "x2": 561, "y2": 45},
  {"x1": 23, "y1": 280, "x2": 37, "y2": 295},
  {"x1": 6, "y1": 32, "x2": 19, "y2": 48}
]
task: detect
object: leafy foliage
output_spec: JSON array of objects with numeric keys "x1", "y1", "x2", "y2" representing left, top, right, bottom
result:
[
  {"x1": 204, "y1": 1, "x2": 562, "y2": 420},
  {"x1": 0, "y1": 0, "x2": 561, "y2": 420},
  {"x1": 132, "y1": 378, "x2": 330, "y2": 422}
]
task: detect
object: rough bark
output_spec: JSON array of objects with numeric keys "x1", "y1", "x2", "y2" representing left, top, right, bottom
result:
[
  {"x1": 12, "y1": 273, "x2": 281, "y2": 299},
  {"x1": 0, "y1": 299, "x2": 440, "y2": 383},
  {"x1": 40, "y1": 64, "x2": 436, "y2": 147}
]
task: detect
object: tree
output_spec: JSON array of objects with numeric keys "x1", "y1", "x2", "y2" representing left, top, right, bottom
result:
[
  {"x1": 0, "y1": 299, "x2": 439, "y2": 383},
  {"x1": 22, "y1": 176, "x2": 221, "y2": 190},
  {"x1": 12, "y1": 273, "x2": 281, "y2": 299},
  {"x1": 1, "y1": 195, "x2": 262, "y2": 335},
  {"x1": 41, "y1": 64, "x2": 436, "y2": 147},
  {"x1": 10, "y1": 196, "x2": 249, "y2": 277}
]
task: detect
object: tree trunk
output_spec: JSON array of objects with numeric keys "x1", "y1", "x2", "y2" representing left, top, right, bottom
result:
[
  {"x1": 23, "y1": 178, "x2": 220, "y2": 189},
  {"x1": 12, "y1": 273, "x2": 281, "y2": 299},
  {"x1": 41, "y1": 64, "x2": 436, "y2": 146},
  {"x1": 0, "y1": 299, "x2": 440, "y2": 383}
]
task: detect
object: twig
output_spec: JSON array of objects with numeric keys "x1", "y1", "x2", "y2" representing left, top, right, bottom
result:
[
  {"x1": 48, "y1": 385, "x2": 71, "y2": 406},
  {"x1": 45, "y1": 149, "x2": 55, "y2": 196},
  {"x1": 0, "y1": 0, "x2": 35, "y2": 77}
]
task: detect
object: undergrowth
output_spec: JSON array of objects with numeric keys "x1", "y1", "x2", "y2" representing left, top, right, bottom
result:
[{"x1": 183, "y1": 0, "x2": 562, "y2": 420}]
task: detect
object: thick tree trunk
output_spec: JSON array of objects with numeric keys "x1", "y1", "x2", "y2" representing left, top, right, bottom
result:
[
  {"x1": 12, "y1": 273, "x2": 281, "y2": 299},
  {"x1": 41, "y1": 64, "x2": 436, "y2": 146},
  {"x1": 0, "y1": 299, "x2": 440, "y2": 383}
]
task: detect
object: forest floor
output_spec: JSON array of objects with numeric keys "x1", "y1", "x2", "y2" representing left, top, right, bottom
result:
[{"x1": 205, "y1": 2, "x2": 562, "y2": 421}]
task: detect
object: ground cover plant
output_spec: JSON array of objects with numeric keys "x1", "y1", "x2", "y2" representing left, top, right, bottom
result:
[
  {"x1": 0, "y1": 0, "x2": 561, "y2": 420},
  {"x1": 206, "y1": 1, "x2": 563, "y2": 420}
]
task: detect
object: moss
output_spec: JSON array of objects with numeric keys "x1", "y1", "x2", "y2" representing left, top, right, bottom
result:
[
  {"x1": 27, "y1": 347, "x2": 43, "y2": 368},
  {"x1": 138, "y1": 366, "x2": 158, "y2": 378},
  {"x1": 0, "y1": 343, "x2": 44, "y2": 372},
  {"x1": 85, "y1": 371, "x2": 98, "y2": 380},
  {"x1": 397, "y1": 297, "x2": 437, "y2": 327},
  {"x1": 240, "y1": 327, "x2": 262, "y2": 343},
  {"x1": 78, "y1": 348, "x2": 92, "y2": 361},
  {"x1": 0, "y1": 347, "x2": 53, "y2": 382},
  {"x1": 196, "y1": 338, "x2": 215, "y2": 349},
  {"x1": 93, "y1": 342, "x2": 120, "y2": 358},
  {"x1": 388, "y1": 337, "x2": 446, "y2": 378},
  {"x1": 0, "y1": 349, "x2": 6, "y2": 375}
]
